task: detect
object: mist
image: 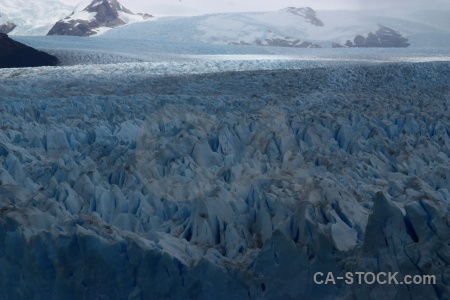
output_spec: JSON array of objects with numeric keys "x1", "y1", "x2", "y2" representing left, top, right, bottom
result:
[{"x1": 121, "y1": 0, "x2": 450, "y2": 16}]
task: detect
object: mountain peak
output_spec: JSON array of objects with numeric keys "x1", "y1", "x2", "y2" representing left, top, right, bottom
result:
[
  {"x1": 47, "y1": 0, "x2": 151, "y2": 36},
  {"x1": 83, "y1": 0, "x2": 133, "y2": 27},
  {"x1": 84, "y1": 0, "x2": 133, "y2": 15}
]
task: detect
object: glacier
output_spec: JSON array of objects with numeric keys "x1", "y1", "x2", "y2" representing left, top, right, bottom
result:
[
  {"x1": 8, "y1": 35, "x2": 450, "y2": 67},
  {"x1": 0, "y1": 50, "x2": 449, "y2": 299},
  {"x1": 92, "y1": 8, "x2": 450, "y2": 48}
]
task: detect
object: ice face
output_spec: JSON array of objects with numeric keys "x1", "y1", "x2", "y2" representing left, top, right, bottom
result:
[{"x1": 0, "y1": 58, "x2": 449, "y2": 299}]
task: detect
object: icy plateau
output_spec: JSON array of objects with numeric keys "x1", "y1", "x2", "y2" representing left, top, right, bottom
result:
[{"x1": 0, "y1": 55, "x2": 449, "y2": 299}]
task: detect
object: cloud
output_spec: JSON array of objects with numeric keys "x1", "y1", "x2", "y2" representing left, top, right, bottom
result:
[{"x1": 122, "y1": 0, "x2": 449, "y2": 15}]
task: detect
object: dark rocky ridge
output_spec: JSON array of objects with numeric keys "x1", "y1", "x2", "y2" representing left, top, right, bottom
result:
[
  {"x1": 47, "y1": 0, "x2": 151, "y2": 36},
  {"x1": 229, "y1": 38, "x2": 321, "y2": 48},
  {"x1": 262, "y1": 38, "x2": 321, "y2": 48},
  {"x1": 285, "y1": 7, "x2": 324, "y2": 26},
  {"x1": 0, "y1": 33, "x2": 58, "y2": 68},
  {"x1": 137, "y1": 13, "x2": 152, "y2": 20},
  {"x1": 335, "y1": 25, "x2": 410, "y2": 48},
  {"x1": 0, "y1": 22, "x2": 16, "y2": 34}
]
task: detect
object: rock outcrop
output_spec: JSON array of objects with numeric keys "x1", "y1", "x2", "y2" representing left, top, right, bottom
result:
[
  {"x1": 0, "y1": 22, "x2": 16, "y2": 34},
  {"x1": 230, "y1": 38, "x2": 321, "y2": 48},
  {"x1": 137, "y1": 13, "x2": 152, "y2": 20},
  {"x1": 262, "y1": 38, "x2": 321, "y2": 48},
  {"x1": 342, "y1": 25, "x2": 410, "y2": 48},
  {"x1": 284, "y1": 7, "x2": 324, "y2": 26},
  {"x1": 0, "y1": 33, "x2": 58, "y2": 68}
]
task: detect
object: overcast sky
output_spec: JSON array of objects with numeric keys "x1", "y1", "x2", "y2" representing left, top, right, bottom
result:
[
  {"x1": 123, "y1": 0, "x2": 361, "y2": 15},
  {"x1": 68, "y1": 0, "x2": 450, "y2": 16}
]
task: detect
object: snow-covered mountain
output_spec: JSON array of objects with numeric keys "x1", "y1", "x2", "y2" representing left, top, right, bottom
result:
[
  {"x1": 0, "y1": 0, "x2": 74, "y2": 35},
  {"x1": 2, "y1": 1, "x2": 448, "y2": 47},
  {"x1": 48, "y1": 0, "x2": 152, "y2": 36},
  {"x1": 98, "y1": 6, "x2": 449, "y2": 48},
  {"x1": 0, "y1": 0, "x2": 151, "y2": 36}
]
